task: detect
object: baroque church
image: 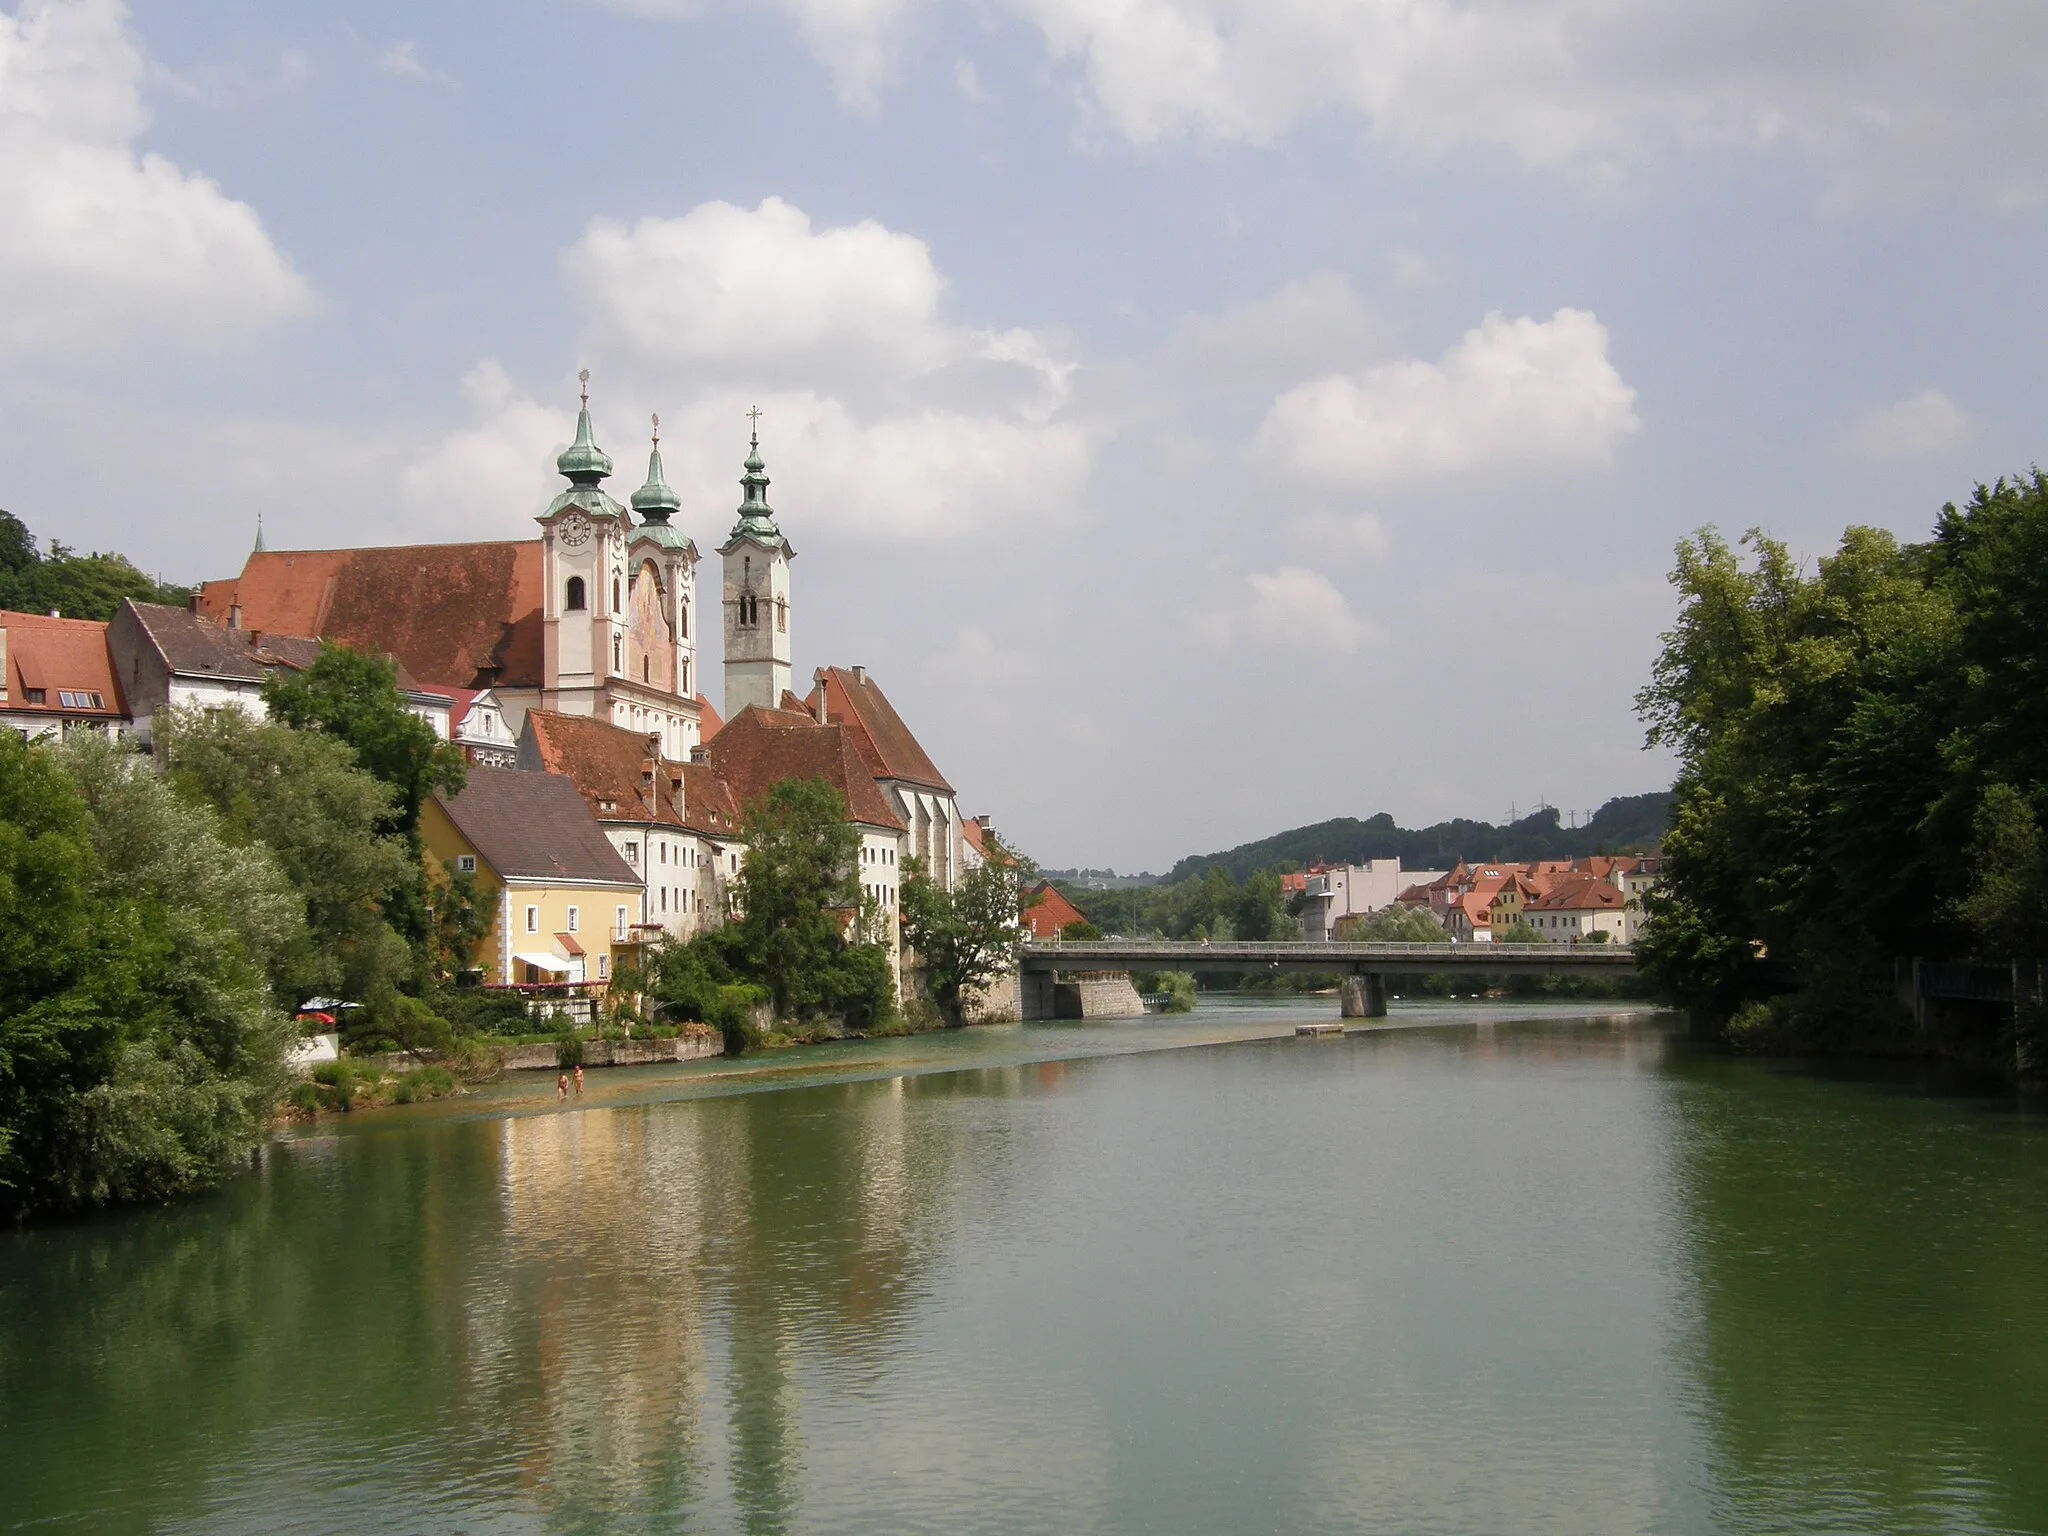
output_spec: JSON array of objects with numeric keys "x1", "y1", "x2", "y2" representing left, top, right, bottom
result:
[{"x1": 194, "y1": 380, "x2": 982, "y2": 936}]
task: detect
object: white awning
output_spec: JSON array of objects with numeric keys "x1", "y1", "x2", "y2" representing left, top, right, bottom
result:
[{"x1": 512, "y1": 952, "x2": 573, "y2": 974}]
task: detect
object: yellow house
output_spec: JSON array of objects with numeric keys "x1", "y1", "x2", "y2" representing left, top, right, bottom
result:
[{"x1": 423, "y1": 766, "x2": 646, "y2": 989}]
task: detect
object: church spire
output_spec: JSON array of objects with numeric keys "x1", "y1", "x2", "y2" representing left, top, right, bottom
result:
[
  {"x1": 253, "y1": 512, "x2": 265, "y2": 554},
  {"x1": 727, "y1": 408, "x2": 782, "y2": 545},
  {"x1": 555, "y1": 368, "x2": 614, "y2": 487},
  {"x1": 630, "y1": 413, "x2": 681, "y2": 524}
]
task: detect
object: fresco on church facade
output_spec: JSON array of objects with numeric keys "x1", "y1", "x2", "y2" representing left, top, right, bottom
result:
[{"x1": 627, "y1": 559, "x2": 674, "y2": 691}]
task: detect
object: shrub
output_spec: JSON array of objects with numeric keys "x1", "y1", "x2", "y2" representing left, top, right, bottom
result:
[
  {"x1": 390, "y1": 1066, "x2": 455, "y2": 1105},
  {"x1": 554, "y1": 1031, "x2": 584, "y2": 1069}
]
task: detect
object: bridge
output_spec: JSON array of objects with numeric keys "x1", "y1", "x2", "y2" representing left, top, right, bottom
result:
[{"x1": 1015, "y1": 938, "x2": 1638, "y2": 1020}]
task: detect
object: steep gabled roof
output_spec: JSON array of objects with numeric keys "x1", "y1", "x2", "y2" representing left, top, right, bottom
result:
[
  {"x1": 433, "y1": 767, "x2": 640, "y2": 886},
  {"x1": 810, "y1": 666, "x2": 952, "y2": 794},
  {"x1": 194, "y1": 540, "x2": 545, "y2": 689},
  {"x1": 0, "y1": 611, "x2": 125, "y2": 716},
  {"x1": 705, "y1": 705, "x2": 905, "y2": 831},
  {"x1": 697, "y1": 693, "x2": 724, "y2": 742},
  {"x1": 122, "y1": 600, "x2": 265, "y2": 682},
  {"x1": 1022, "y1": 880, "x2": 1088, "y2": 938},
  {"x1": 524, "y1": 709, "x2": 681, "y2": 828}
]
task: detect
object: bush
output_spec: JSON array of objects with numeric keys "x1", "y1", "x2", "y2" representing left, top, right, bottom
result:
[
  {"x1": 429, "y1": 984, "x2": 533, "y2": 1037},
  {"x1": 554, "y1": 1031, "x2": 583, "y2": 1069},
  {"x1": 702, "y1": 984, "x2": 765, "y2": 1055},
  {"x1": 390, "y1": 1066, "x2": 455, "y2": 1105},
  {"x1": 1155, "y1": 971, "x2": 1196, "y2": 1013}
]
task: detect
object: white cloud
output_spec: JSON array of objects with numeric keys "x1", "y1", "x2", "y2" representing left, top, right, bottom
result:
[
  {"x1": 376, "y1": 40, "x2": 457, "y2": 89},
  {"x1": 1256, "y1": 308, "x2": 1638, "y2": 488},
  {"x1": 590, "y1": 0, "x2": 918, "y2": 110},
  {"x1": 1836, "y1": 389, "x2": 1972, "y2": 462},
  {"x1": 953, "y1": 57, "x2": 988, "y2": 103},
  {"x1": 1008, "y1": 0, "x2": 2048, "y2": 205},
  {"x1": 1286, "y1": 510, "x2": 1389, "y2": 561},
  {"x1": 399, "y1": 361, "x2": 567, "y2": 536},
  {"x1": 1208, "y1": 566, "x2": 1373, "y2": 654},
  {"x1": 0, "y1": 0, "x2": 312, "y2": 362},
  {"x1": 566, "y1": 197, "x2": 953, "y2": 383},
  {"x1": 1167, "y1": 270, "x2": 1384, "y2": 377},
  {"x1": 559, "y1": 197, "x2": 1092, "y2": 538}
]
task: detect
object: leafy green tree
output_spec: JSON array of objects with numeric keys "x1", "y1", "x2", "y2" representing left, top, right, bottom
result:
[
  {"x1": 1492, "y1": 920, "x2": 1548, "y2": 945},
  {"x1": 0, "y1": 510, "x2": 188, "y2": 618},
  {"x1": 1335, "y1": 905, "x2": 1447, "y2": 943},
  {"x1": 724, "y1": 778, "x2": 894, "y2": 1029},
  {"x1": 158, "y1": 707, "x2": 416, "y2": 1009},
  {"x1": 899, "y1": 836, "x2": 1032, "y2": 1024},
  {"x1": 1231, "y1": 868, "x2": 1297, "y2": 941},
  {"x1": 261, "y1": 645, "x2": 466, "y2": 837},
  {"x1": 0, "y1": 734, "x2": 296, "y2": 1216}
]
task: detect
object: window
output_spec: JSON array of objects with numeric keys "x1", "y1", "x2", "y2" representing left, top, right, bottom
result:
[
  {"x1": 616, "y1": 906, "x2": 628, "y2": 939},
  {"x1": 56, "y1": 690, "x2": 104, "y2": 710},
  {"x1": 456, "y1": 855, "x2": 476, "y2": 874},
  {"x1": 613, "y1": 577, "x2": 622, "y2": 613},
  {"x1": 565, "y1": 576, "x2": 586, "y2": 610},
  {"x1": 660, "y1": 842, "x2": 667, "y2": 864},
  {"x1": 625, "y1": 841, "x2": 638, "y2": 865},
  {"x1": 680, "y1": 660, "x2": 689, "y2": 693},
  {"x1": 679, "y1": 604, "x2": 688, "y2": 639},
  {"x1": 598, "y1": 954, "x2": 610, "y2": 980},
  {"x1": 566, "y1": 906, "x2": 579, "y2": 933},
  {"x1": 525, "y1": 905, "x2": 539, "y2": 933},
  {"x1": 660, "y1": 886, "x2": 668, "y2": 912},
  {"x1": 23, "y1": 688, "x2": 44, "y2": 705},
  {"x1": 613, "y1": 635, "x2": 622, "y2": 673},
  {"x1": 642, "y1": 657, "x2": 650, "y2": 683},
  {"x1": 776, "y1": 600, "x2": 786, "y2": 633}
]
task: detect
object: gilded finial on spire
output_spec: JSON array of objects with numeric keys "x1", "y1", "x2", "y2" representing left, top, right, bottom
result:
[
  {"x1": 631, "y1": 407, "x2": 681, "y2": 526},
  {"x1": 652, "y1": 411, "x2": 661, "y2": 447},
  {"x1": 579, "y1": 368, "x2": 590, "y2": 407}
]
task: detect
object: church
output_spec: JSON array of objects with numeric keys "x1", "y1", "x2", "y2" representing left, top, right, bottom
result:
[{"x1": 196, "y1": 379, "x2": 986, "y2": 947}]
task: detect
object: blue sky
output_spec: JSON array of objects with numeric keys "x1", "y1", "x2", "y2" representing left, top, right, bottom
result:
[{"x1": 3, "y1": 0, "x2": 2044, "y2": 870}]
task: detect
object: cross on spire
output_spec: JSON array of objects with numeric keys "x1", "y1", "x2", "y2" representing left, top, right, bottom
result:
[
  {"x1": 651, "y1": 411, "x2": 660, "y2": 447},
  {"x1": 746, "y1": 404, "x2": 763, "y2": 445},
  {"x1": 579, "y1": 367, "x2": 590, "y2": 407}
]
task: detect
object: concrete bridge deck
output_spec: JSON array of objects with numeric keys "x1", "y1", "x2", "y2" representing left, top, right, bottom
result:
[{"x1": 1015, "y1": 938, "x2": 1637, "y2": 1020}]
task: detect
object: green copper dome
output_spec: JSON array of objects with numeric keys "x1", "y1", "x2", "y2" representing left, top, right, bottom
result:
[
  {"x1": 555, "y1": 402, "x2": 614, "y2": 484},
  {"x1": 541, "y1": 373, "x2": 627, "y2": 523},
  {"x1": 630, "y1": 420, "x2": 682, "y2": 520},
  {"x1": 724, "y1": 428, "x2": 783, "y2": 547}
]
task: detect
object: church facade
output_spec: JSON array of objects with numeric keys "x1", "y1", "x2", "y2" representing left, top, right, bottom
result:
[{"x1": 195, "y1": 382, "x2": 977, "y2": 900}]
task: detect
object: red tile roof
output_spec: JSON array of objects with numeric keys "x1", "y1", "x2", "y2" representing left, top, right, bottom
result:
[
  {"x1": 523, "y1": 708, "x2": 743, "y2": 842},
  {"x1": 696, "y1": 693, "x2": 724, "y2": 742},
  {"x1": 1528, "y1": 877, "x2": 1626, "y2": 912},
  {"x1": 960, "y1": 816, "x2": 987, "y2": 855},
  {"x1": 195, "y1": 541, "x2": 545, "y2": 689},
  {"x1": 1023, "y1": 881, "x2": 1089, "y2": 938},
  {"x1": 0, "y1": 611, "x2": 125, "y2": 717},
  {"x1": 704, "y1": 705, "x2": 906, "y2": 831},
  {"x1": 811, "y1": 666, "x2": 952, "y2": 793}
]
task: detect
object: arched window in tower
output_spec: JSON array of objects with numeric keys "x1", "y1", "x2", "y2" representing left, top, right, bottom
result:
[
  {"x1": 565, "y1": 576, "x2": 586, "y2": 611},
  {"x1": 613, "y1": 634, "x2": 622, "y2": 673},
  {"x1": 679, "y1": 602, "x2": 687, "y2": 639},
  {"x1": 612, "y1": 576, "x2": 622, "y2": 613},
  {"x1": 642, "y1": 656, "x2": 650, "y2": 683}
]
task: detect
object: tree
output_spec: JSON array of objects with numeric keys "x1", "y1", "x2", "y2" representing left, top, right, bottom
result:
[
  {"x1": 727, "y1": 778, "x2": 893, "y2": 1028},
  {"x1": 0, "y1": 733, "x2": 297, "y2": 1216},
  {"x1": 900, "y1": 836, "x2": 1033, "y2": 1024},
  {"x1": 0, "y1": 510, "x2": 188, "y2": 619},
  {"x1": 159, "y1": 707, "x2": 417, "y2": 1010},
  {"x1": 1493, "y1": 920, "x2": 1548, "y2": 945},
  {"x1": 1636, "y1": 478, "x2": 2048, "y2": 1063},
  {"x1": 1335, "y1": 905, "x2": 1446, "y2": 944},
  {"x1": 1231, "y1": 868, "x2": 1297, "y2": 942},
  {"x1": 261, "y1": 645, "x2": 466, "y2": 837}
]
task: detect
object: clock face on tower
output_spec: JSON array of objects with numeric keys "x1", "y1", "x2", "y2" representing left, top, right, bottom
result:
[{"x1": 557, "y1": 513, "x2": 592, "y2": 549}]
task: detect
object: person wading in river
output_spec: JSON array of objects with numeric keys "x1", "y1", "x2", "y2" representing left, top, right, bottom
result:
[
  {"x1": 573, "y1": 1065, "x2": 584, "y2": 1097},
  {"x1": 556, "y1": 1072, "x2": 569, "y2": 1100}
]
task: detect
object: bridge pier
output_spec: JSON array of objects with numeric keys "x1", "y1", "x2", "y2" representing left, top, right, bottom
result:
[
  {"x1": 1340, "y1": 973, "x2": 1387, "y2": 1019},
  {"x1": 1019, "y1": 970, "x2": 1057, "y2": 1022}
]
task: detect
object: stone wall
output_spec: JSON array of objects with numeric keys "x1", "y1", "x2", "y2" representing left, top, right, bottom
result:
[{"x1": 1053, "y1": 972, "x2": 1145, "y2": 1019}]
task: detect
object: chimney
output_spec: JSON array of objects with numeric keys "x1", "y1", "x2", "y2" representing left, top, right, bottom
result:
[
  {"x1": 226, "y1": 603, "x2": 242, "y2": 630},
  {"x1": 689, "y1": 745, "x2": 708, "y2": 764},
  {"x1": 851, "y1": 664, "x2": 865, "y2": 684},
  {"x1": 976, "y1": 815, "x2": 992, "y2": 831},
  {"x1": 647, "y1": 731, "x2": 663, "y2": 755}
]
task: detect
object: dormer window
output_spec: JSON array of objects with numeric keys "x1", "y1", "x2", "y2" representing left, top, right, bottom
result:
[{"x1": 565, "y1": 576, "x2": 586, "y2": 611}]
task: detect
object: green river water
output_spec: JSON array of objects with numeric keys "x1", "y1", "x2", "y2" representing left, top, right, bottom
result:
[{"x1": 3, "y1": 998, "x2": 2047, "y2": 1534}]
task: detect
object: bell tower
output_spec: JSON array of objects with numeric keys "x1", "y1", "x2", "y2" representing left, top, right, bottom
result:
[
  {"x1": 625, "y1": 414, "x2": 703, "y2": 757},
  {"x1": 537, "y1": 370, "x2": 629, "y2": 716},
  {"x1": 719, "y1": 418, "x2": 793, "y2": 718}
]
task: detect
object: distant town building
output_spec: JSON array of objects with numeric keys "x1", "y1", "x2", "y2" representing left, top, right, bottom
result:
[
  {"x1": 1022, "y1": 881, "x2": 1091, "y2": 939},
  {"x1": 1299, "y1": 858, "x2": 1450, "y2": 941}
]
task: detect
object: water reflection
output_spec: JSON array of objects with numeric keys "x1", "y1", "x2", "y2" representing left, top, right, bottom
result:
[
  {"x1": 1663, "y1": 1052, "x2": 2048, "y2": 1535},
  {"x1": 5, "y1": 1009, "x2": 2048, "y2": 1535}
]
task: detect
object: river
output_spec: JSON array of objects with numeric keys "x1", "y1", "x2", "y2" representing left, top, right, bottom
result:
[{"x1": 3, "y1": 998, "x2": 2046, "y2": 1534}]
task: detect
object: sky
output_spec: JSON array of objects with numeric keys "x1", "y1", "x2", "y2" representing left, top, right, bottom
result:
[{"x1": 2, "y1": 1, "x2": 2045, "y2": 872}]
